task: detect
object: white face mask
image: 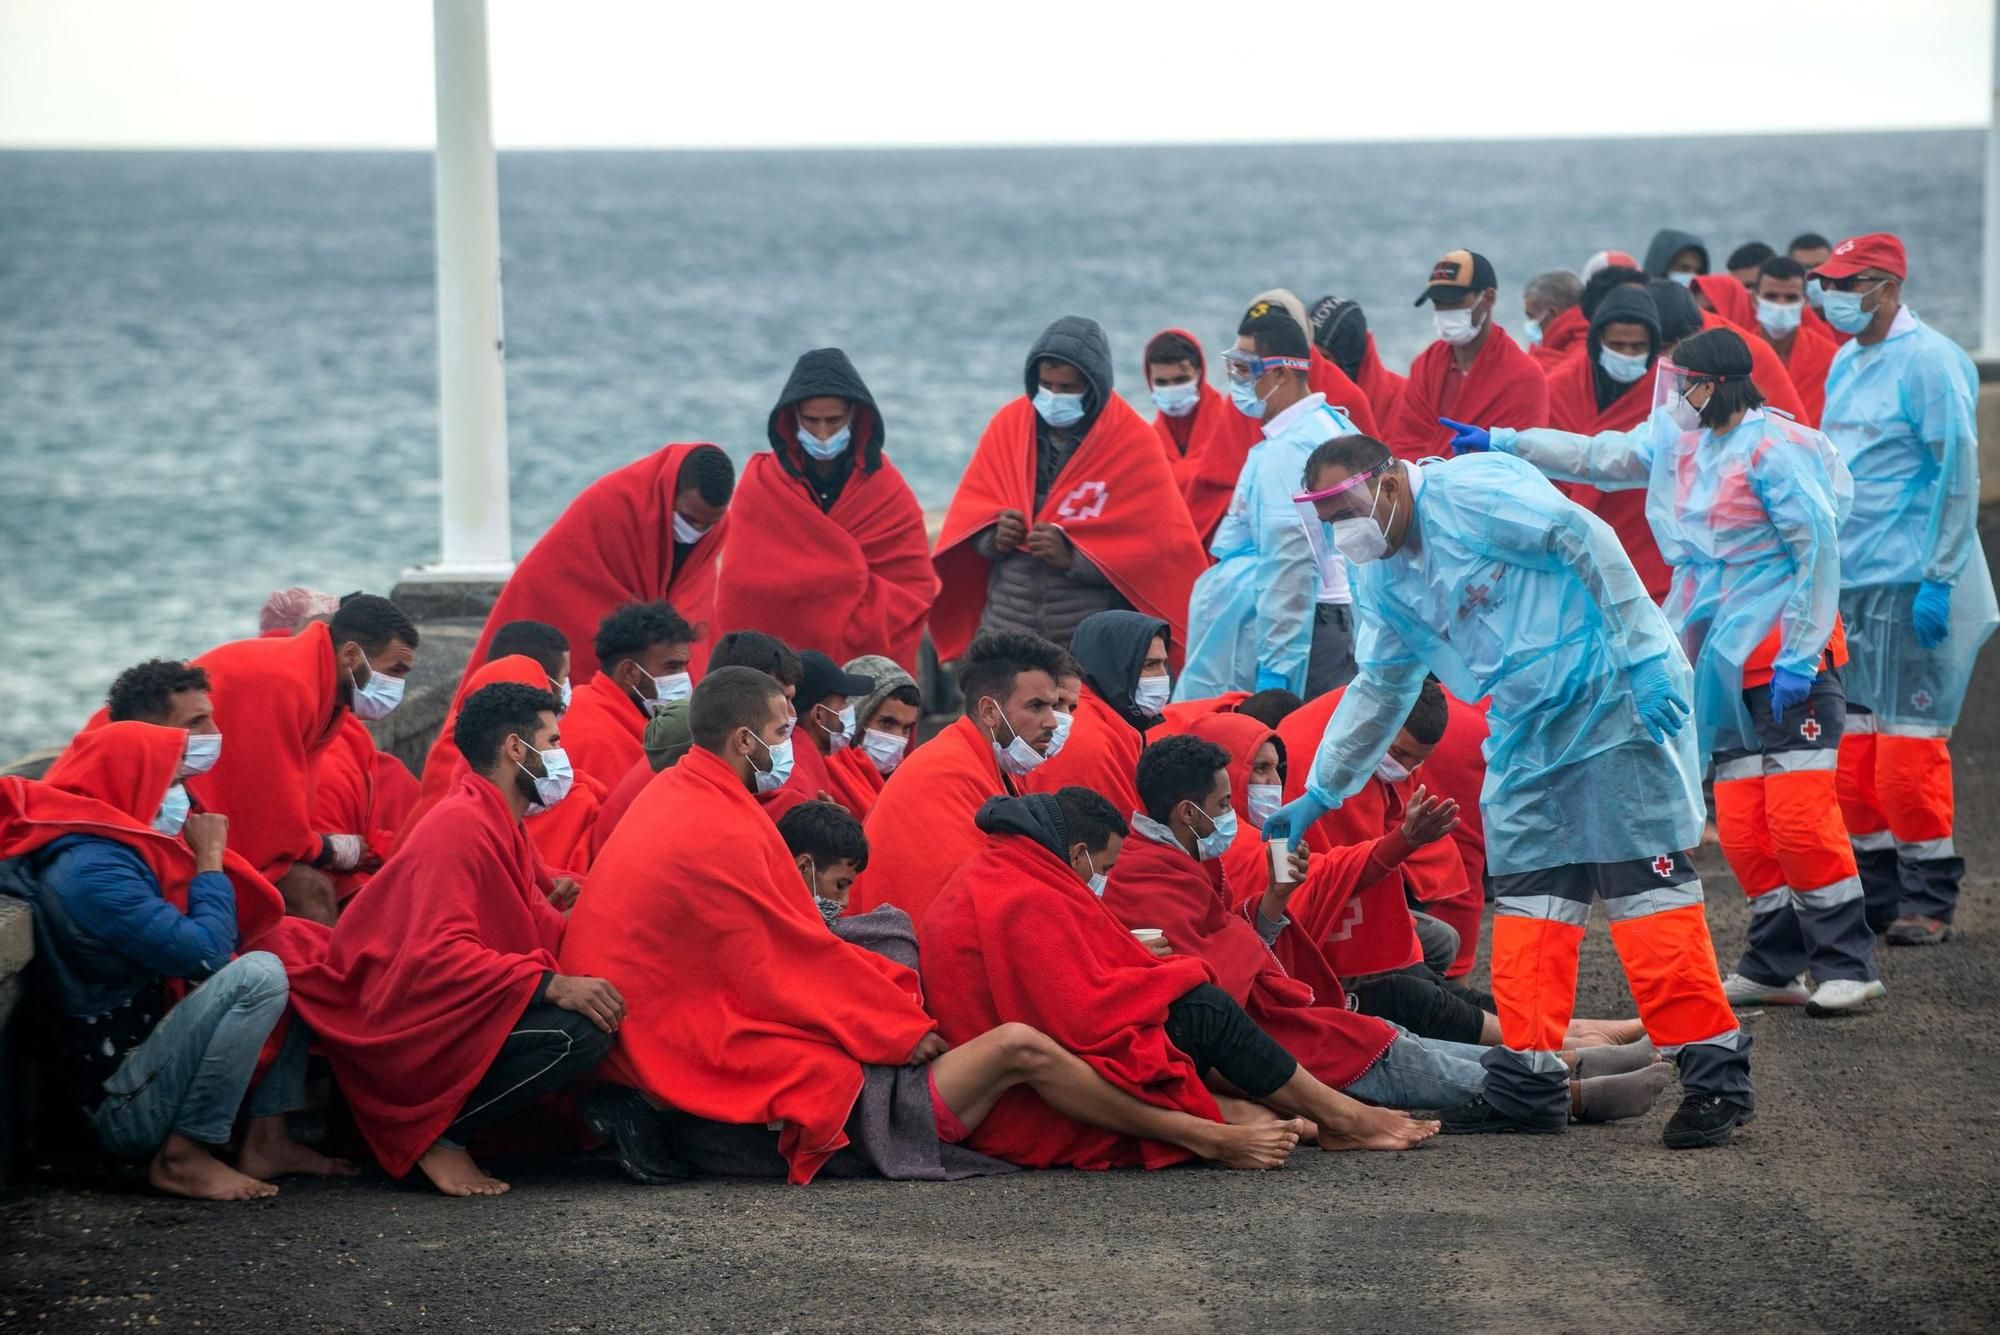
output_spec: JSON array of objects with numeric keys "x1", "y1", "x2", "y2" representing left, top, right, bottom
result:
[
  {"x1": 749, "y1": 730, "x2": 796, "y2": 793},
  {"x1": 1375, "y1": 756, "x2": 1411, "y2": 784},
  {"x1": 1756, "y1": 298, "x2": 1804, "y2": 338},
  {"x1": 349, "y1": 663, "x2": 405, "y2": 721},
  {"x1": 1083, "y1": 849, "x2": 1106, "y2": 897},
  {"x1": 1332, "y1": 478, "x2": 1397, "y2": 566},
  {"x1": 1132, "y1": 674, "x2": 1171, "y2": 718},
  {"x1": 1598, "y1": 346, "x2": 1651, "y2": 385},
  {"x1": 860, "y1": 727, "x2": 908, "y2": 775},
  {"x1": 651, "y1": 671, "x2": 693, "y2": 711},
  {"x1": 554, "y1": 677, "x2": 573, "y2": 711},
  {"x1": 179, "y1": 732, "x2": 223, "y2": 777},
  {"x1": 1434, "y1": 306, "x2": 1482, "y2": 347},
  {"x1": 1046, "y1": 708, "x2": 1074, "y2": 759},
  {"x1": 515, "y1": 738, "x2": 575, "y2": 812},
  {"x1": 983, "y1": 697, "x2": 1046, "y2": 776},
  {"x1": 672, "y1": 512, "x2": 708, "y2": 544},
  {"x1": 1246, "y1": 783, "x2": 1283, "y2": 828},
  {"x1": 1668, "y1": 388, "x2": 1704, "y2": 433},
  {"x1": 153, "y1": 782, "x2": 191, "y2": 836},
  {"x1": 1669, "y1": 270, "x2": 1697, "y2": 288},
  {"x1": 817, "y1": 703, "x2": 857, "y2": 752}
]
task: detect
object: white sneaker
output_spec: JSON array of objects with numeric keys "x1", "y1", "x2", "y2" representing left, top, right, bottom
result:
[
  {"x1": 1805, "y1": 978, "x2": 1888, "y2": 1016},
  {"x1": 1722, "y1": 972, "x2": 1809, "y2": 1006}
]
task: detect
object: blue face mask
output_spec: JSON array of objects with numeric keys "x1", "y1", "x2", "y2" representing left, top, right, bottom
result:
[
  {"x1": 1033, "y1": 387, "x2": 1086, "y2": 429},
  {"x1": 1599, "y1": 346, "x2": 1651, "y2": 385},
  {"x1": 1821, "y1": 285, "x2": 1880, "y2": 335},
  {"x1": 1229, "y1": 375, "x2": 1267, "y2": 420},
  {"x1": 1151, "y1": 381, "x2": 1200, "y2": 417},
  {"x1": 796, "y1": 423, "x2": 851, "y2": 461},
  {"x1": 1805, "y1": 277, "x2": 1826, "y2": 310},
  {"x1": 1521, "y1": 316, "x2": 1544, "y2": 346},
  {"x1": 1669, "y1": 271, "x2": 1696, "y2": 288}
]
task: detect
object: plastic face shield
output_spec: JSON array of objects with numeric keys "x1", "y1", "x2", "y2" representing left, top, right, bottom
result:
[{"x1": 1292, "y1": 464, "x2": 1385, "y2": 584}]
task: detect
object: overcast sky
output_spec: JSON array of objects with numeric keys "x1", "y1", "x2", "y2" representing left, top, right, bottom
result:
[{"x1": 1, "y1": 0, "x2": 1991, "y2": 149}]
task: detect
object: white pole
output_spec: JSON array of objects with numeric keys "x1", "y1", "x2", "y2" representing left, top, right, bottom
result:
[
  {"x1": 1983, "y1": 0, "x2": 2000, "y2": 355},
  {"x1": 409, "y1": 0, "x2": 513, "y2": 581}
]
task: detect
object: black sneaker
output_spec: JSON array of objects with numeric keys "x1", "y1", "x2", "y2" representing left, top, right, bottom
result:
[
  {"x1": 1661, "y1": 1094, "x2": 1752, "y2": 1149},
  {"x1": 583, "y1": 1086, "x2": 692, "y2": 1184},
  {"x1": 1439, "y1": 1096, "x2": 1566, "y2": 1136}
]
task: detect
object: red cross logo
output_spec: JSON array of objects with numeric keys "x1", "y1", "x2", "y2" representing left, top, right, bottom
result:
[
  {"x1": 1911, "y1": 690, "x2": 1933, "y2": 712},
  {"x1": 1055, "y1": 480, "x2": 1108, "y2": 521},
  {"x1": 1800, "y1": 718, "x2": 1822, "y2": 742},
  {"x1": 1651, "y1": 855, "x2": 1676, "y2": 878}
]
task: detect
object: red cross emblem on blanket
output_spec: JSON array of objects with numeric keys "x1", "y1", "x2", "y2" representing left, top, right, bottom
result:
[
  {"x1": 1651, "y1": 855, "x2": 1676, "y2": 878},
  {"x1": 1055, "y1": 480, "x2": 1109, "y2": 521},
  {"x1": 1800, "y1": 717, "x2": 1822, "y2": 742},
  {"x1": 1911, "y1": 690, "x2": 1933, "y2": 712}
]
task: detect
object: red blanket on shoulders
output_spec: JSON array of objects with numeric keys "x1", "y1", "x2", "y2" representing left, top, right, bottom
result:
[
  {"x1": 310, "y1": 715, "x2": 420, "y2": 900},
  {"x1": 1154, "y1": 691, "x2": 1251, "y2": 739},
  {"x1": 1383, "y1": 329, "x2": 1549, "y2": 462},
  {"x1": 560, "y1": 746, "x2": 936, "y2": 1185},
  {"x1": 1545, "y1": 348, "x2": 1672, "y2": 600},
  {"x1": 558, "y1": 669, "x2": 650, "y2": 785},
  {"x1": 460, "y1": 442, "x2": 731, "y2": 688},
  {"x1": 1413, "y1": 694, "x2": 1490, "y2": 978},
  {"x1": 1023, "y1": 686, "x2": 1141, "y2": 817},
  {"x1": 1529, "y1": 305, "x2": 1588, "y2": 372},
  {"x1": 1351, "y1": 335, "x2": 1408, "y2": 428},
  {"x1": 930, "y1": 396, "x2": 1205, "y2": 663},
  {"x1": 272, "y1": 773, "x2": 565, "y2": 1177},
  {"x1": 1775, "y1": 323, "x2": 1837, "y2": 429},
  {"x1": 1308, "y1": 348, "x2": 1381, "y2": 438},
  {"x1": 1695, "y1": 305, "x2": 1806, "y2": 422},
  {"x1": 848, "y1": 716, "x2": 1011, "y2": 924},
  {"x1": 1103, "y1": 834, "x2": 1396, "y2": 1089},
  {"x1": 821, "y1": 747, "x2": 888, "y2": 824},
  {"x1": 711, "y1": 449, "x2": 937, "y2": 672},
  {"x1": 918, "y1": 828, "x2": 1220, "y2": 1169}
]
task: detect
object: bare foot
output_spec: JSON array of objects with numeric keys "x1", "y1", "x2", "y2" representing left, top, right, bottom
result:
[
  {"x1": 1315, "y1": 1103, "x2": 1439, "y2": 1152},
  {"x1": 417, "y1": 1144, "x2": 510, "y2": 1197},
  {"x1": 1195, "y1": 1119, "x2": 1301, "y2": 1170},
  {"x1": 1566, "y1": 1017, "x2": 1647, "y2": 1047},
  {"x1": 1214, "y1": 1095, "x2": 1284, "y2": 1125},
  {"x1": 236, "y1": 1117, "x2": 359, "y2": 1181},
  {"x1": 149, "y1": 1135, "x2": 279, "y2": 1201}
]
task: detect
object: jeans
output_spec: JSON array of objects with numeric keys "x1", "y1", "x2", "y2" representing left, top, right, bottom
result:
[
  {"x1": 91, "y1": 951, "x2": 299, "y2": 1157},
  {"x1": 1341, "y1": 1032, "x2": 1489, "y2": 1111}
]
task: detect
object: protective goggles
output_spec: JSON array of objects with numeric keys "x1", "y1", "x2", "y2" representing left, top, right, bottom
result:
[
  {"x1": 1291, "y1": 461, "x2": 1388, "y2": 522},
  {"x1": 1221, "y1": 347, "x2": 1310, "y2": 384}
]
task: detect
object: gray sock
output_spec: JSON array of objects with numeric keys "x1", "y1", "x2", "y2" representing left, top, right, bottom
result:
[
  {"x1": 1573, "y1": 1063, "x2": 1675, "y2": 1124},
  {"x1": 1572, "y1": 1039, "x2": 1658, "y2": 1080}
]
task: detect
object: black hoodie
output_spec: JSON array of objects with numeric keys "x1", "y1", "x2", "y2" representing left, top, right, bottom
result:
[
  {"x1": 767, "y1": 347, "x2": 885, "y2": 511},
  {"x1": 973, "y1": 793, "x2": 1073, "y2": 864},
  {"x1": 1023, "y1": 316, "x2": 1115, "y2": 508},
  {"x1": 1648, "y1": 279, "x2": 1704, "y2": 347},
  {"x1": 1069, "y1": 610, "x2": 1171, "y2": 731},
  {"x1": 1643, "y1": 228, "x2": 1709, "y2": 279},
  {"x1": 1587, "y1": 286, "x2": 1663, "y2": 412},
  {"x1": 1307, "y1": 295, "x2": 1369, "y2": 383}
]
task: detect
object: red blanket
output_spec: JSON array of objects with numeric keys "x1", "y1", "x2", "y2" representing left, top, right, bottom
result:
[
  {"x1": 1698, "y1": 310, "x2": 1806, "y2": 422},
  {"x1": 711, "y1": 448, "x2": 937, "y2": 672},
  {"x1": 1143, "y1": 327, "x2": 1216, "y2": 472},
  {"x1": 1353, "y1": 334, "x2": 1409, "y2": 429},
  {"x1": 848, "y1": 717, "x2": 1008, "y2": 924},
  {"x1": 183, "y1": 622, "x2": 340, "y2": 882},
  {"x1": 272, "y1": 773, "x2": 564, "y2": 1177},
  {"x1": 1545, "y1": 347, "x2": 1673, "y2": 600},
  {"x1": 930, "y1": 396, "x2": 1205, "y2": 663},
  {"x1": 460, "y1": 442, "x2": 731, "y2": 688},
  {"x1": 821, "y1": 747, "x2": 887, "y2": 824},
  {"x1": 589, "y1": 756, "x2": 651, "y2": 860},
  {"x1": 1529, "y1": 305, "x2": 1588, "y2": 372},
  {"x1": 560, "y1": 746, "x2": 935, "y2": 1185},
  {"x1": 1408, "y1": 694, "x2": 1490, "y2": 977},
  {"x1": 918, "y1": 828, "x2": 1221, "y2": 1169},
  {"x1": 9, "y1": 722, "x2": 286, "y2": 945},
  {"x1": 310, "y1": 715, "x2": 420, "y2": 901},
  {"x1": 1776, "y1": 323, "x2": 1838, "y2": 429},
  {"x1": 1383, "y1": 328, "x2": 1550, "y2": 462},
  {"x1": 558, "y1": 669, "x2": 649, "y2": 785},
  {"x1": 1023, "y1": 686, "x2": 1141, "y2": 818},
  {"x1": 1154, "y1": 691, "x2": 1251, "y2": 738},
  {"x1": 1308, "y1": 348, "x2": 1382, "y2": 438},
  {"x1": 1103, "y1": 833, "x2": 1396, "y2": 1089}
]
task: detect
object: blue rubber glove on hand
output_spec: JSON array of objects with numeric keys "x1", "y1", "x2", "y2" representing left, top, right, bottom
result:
[
  {"x1": 1439, "y1": 418, "x2": 1491, "y2": 454},
  {"x1": 1912, "y1": 580, "x2": 1952, "y2": 649},
  {"x1": 1629, "y1": 657, "x2": 1690, "y2": 743},
  {"x1": 1260, "y1": 790, "x2": 1333, "y2": 848},
  {"x1": 1768, "y1": 665, "x2": 1815, "y2": 721},
  {"x1": 1253, "y1": 667, "x2": 1290, "y2": 693}
]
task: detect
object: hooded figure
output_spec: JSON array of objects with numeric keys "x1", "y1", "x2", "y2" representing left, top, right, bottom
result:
[
  {"x1": 1307, "y1": 295, "x2": 1407, "y2": 427},
  {"x1": 1643, "y1": 228, "x2": 1710, "y2": 279},
  {"x1": 1587, "y1": 286, "x2": 1664, "y2": 413},
  {"x1": 711, "y1": 348, "x2": 938, "y2": 672},
  {"x1": 1027, "y1": 610, "x2": 1171, "y2": 815},
  {"x1": 1070, "y1": 610, "x2": 1172, "y2": 732},
  {"x1": 931, "y1": 317, "x2": 1205, "y2": 659}
]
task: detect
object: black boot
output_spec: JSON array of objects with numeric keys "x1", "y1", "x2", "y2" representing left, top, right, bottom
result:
[
  {"x1": 1662, "y1": 1093, "x2": 1752, "y2": 1149},
  {"x1": 583, "y1": 1086, "x2": 692, "y2": 1184}
]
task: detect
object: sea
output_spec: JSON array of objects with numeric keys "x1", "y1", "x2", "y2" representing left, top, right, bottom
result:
[{"x1": 0, "y1": 131, "x2": 1983, "y2": 758}]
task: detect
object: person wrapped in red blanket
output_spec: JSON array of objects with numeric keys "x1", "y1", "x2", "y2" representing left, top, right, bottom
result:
[
  {"x1": 711, "y1": 349, "x2": 938, "y2": 672},
  {"x1": 1383, "y1": 250, "x2": 1549, "y2": 461},
  {"x1": 560, "y1": 602, "x2": 698, "y2": 785},
  {"x1": 1520, "y1": 270, "x2": 1587, "y2": 371},
  {"x1": 458, "y1": 441, "x2": 734, "y2": 689},
  {"x1": 1142, "y1": 328, "x2": 1225, "y2": 477},
  {"x1": 276, "y1": 682, "x2": 619, "y2": 1198},
  {"x1": 819, "y1": 655, "x2": 921, "y2": 823},
  {"x1": 920, "y1": 784, "x2": 1439, "y2": 1166},
  {"x1": 1307, "y1": 295, "x2": 1408, "y2": 429},
  {"x1": 1747, "y1": 256, "x2": 1839, "y2": 428},
  {"x1": 1025, "y1": 610, "x2": 1170, "y2": 819},
  {"x1": 931, "y1": 316, "x2": 1206, "y2": 661}
]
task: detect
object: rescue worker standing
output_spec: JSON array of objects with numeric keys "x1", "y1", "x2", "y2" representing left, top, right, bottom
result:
[
  {"x1": 1264, "y1": 435, "x2": 1753, "y2": 1149},
  {"x1": 1447, "y1": 328, "x2": 1886, "y2": 1016}
]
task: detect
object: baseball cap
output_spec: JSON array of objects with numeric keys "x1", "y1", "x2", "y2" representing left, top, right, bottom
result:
[
  {"x1": 797, "y1": 650, "x2": 877, "y2": 708},
  {"x1": 1808, "y1": 232, "x2": 1907, "y2": 282},
  {"x1": 1415, "y1": 249, "x2": 1498, "y2": 306}
]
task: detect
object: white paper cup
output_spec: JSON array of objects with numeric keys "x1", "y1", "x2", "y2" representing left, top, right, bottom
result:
[
  {"x1": 1269, "y1": 838, "x2": 1295, "y2": 883},
  {"x1": 1130, "y1": 928, "x2": 1165, "y2": 945}
]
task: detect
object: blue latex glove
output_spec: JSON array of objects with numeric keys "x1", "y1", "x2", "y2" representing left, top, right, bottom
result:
[
  {"x1": 1253, "y1": 667, "x2": 1290, "y2": 693},
  {"x1": 1439, "y1": 417, "x2": 1491, "y2": 453},
  {"x1": 1912, "y1": 580, "x2": 1952, "y2": 649},
  {"x1": 1768, "y1": 665, "x2": 1814, "y2": 721},
  {"x1": 1628, "y1": 657, "x2": 1690, "y2": 743},
  {"x1": 1260, "y1": 790, "x2": 1333, "y2": 848}
]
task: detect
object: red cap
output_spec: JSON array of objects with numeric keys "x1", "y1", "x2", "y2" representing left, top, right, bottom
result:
[{"x1": 1810, "y1": 232, "x2": 1907, "y2": 282}]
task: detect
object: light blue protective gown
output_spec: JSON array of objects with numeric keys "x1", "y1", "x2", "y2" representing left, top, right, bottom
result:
[
  {"x1": 1176, "y1": 396, "x2": 1356, "y2": 700},
  {"x1": 1819, "y1": 312, "x2": 1997, "y2": 728},
  {"x1": 1302, "y1": 453, "x2": 1705, "y2": 876},
  {"x1": 1491, "y1": 407, "x2": 1851, "y2": 759}
]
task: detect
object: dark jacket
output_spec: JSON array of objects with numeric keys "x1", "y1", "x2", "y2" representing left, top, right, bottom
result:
[
  {"x1": 766, "y1": 347, "x2": 885, "y2": 511},
  {"x1": 1069, "y1": 610, "x2": 1171, "y2": 731},
  {"x1": 1648, "y1": 279, "x2": 1704, "y2": 345},
  {"x1": 1588, "y1": 286, "x2": 1663, "y2": 411},
  {"x1": 1643, "y1": 228, "x2": 1709, "y2": 279},
  {"x1": 974, "y1": 793, "x2": 1074, "y2": 863}
]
